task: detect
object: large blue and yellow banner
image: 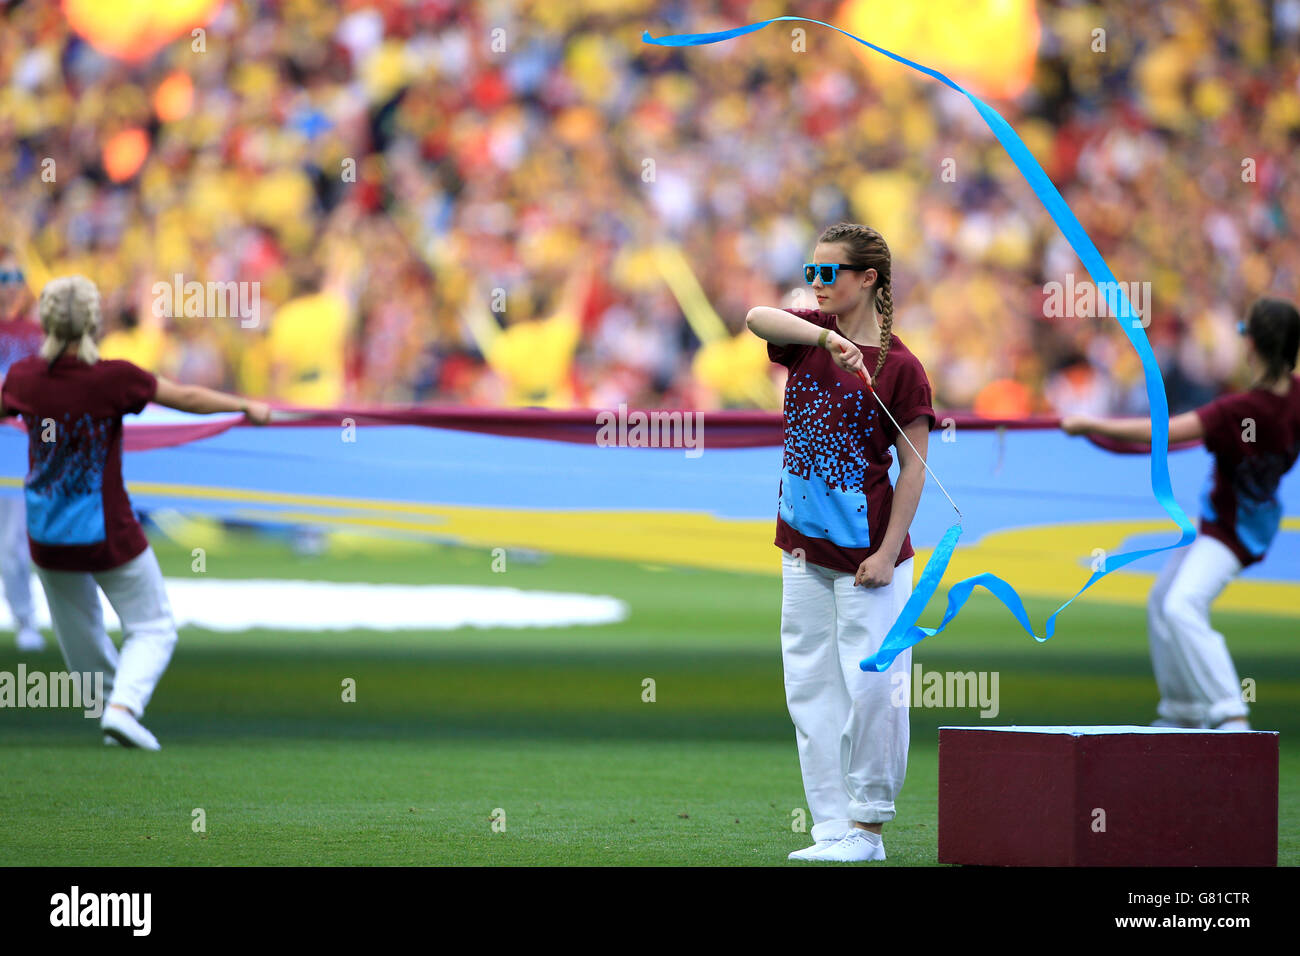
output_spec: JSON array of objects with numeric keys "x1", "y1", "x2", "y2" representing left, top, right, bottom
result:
[{"x1": 2, "y1": 408, "x2": 1295, "y2": 618}]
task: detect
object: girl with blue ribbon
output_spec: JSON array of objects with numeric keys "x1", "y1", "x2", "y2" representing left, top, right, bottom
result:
[{"x1": 747, "y1": 223, "x2": 937, "y2": 862}]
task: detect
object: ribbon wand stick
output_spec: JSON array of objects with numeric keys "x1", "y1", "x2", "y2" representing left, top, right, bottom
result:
[{"x1": 843, "y1": 346, "x2": 962, "y2": 522}]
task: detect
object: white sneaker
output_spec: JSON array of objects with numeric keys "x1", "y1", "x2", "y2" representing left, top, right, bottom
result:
[
  {"x1": 1213, "y1": 718, "x2": 1252, "y2": 732},
  {"x1": 788, "y1": 840, "x2": 840, "y2": 860},
  {"x1": 812, "y1": 828, "x2": 886, "y2": 862},
  {"x1": 101, "y1": 707, "x2": 161, "y2": 751},
  {"x1": 15, "y1": 627, "x2": 45, "y2": 652}
]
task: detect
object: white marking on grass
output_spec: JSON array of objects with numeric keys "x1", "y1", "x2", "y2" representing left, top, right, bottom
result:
[{"x1": 3, "y1": 578, "x2": 627, "y2": 632}]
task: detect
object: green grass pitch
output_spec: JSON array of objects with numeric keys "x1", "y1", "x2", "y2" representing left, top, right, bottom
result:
[{"x1": 1, "y1": 533, "x2": 1295, "y2": 866}]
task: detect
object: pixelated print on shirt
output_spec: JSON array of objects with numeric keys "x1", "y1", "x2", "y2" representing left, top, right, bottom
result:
[
  {"x1": 778, "y1": 369, "x2": 876, "y2": 547},
  {"x1": 25, "y1": 412, "x2": 111, "y2": 546},
  {"x1": 1229, "y1": 451, "x2": 1289, "y2": 557}
]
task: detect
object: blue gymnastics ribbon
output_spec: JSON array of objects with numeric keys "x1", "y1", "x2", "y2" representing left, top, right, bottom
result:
[{"x1": 643, "y1": 17, "x2": 1197, "y2": 671}]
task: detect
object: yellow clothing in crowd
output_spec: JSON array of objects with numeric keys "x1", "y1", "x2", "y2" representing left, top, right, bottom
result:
[
  {"x1": 487, "y1": 311, "x2": 579, "y2": 407},
  {"x1": 693, "y1": 333, "x2": 779, "y2": 409},
  {"x1": 268, "y1": 290, "x2": 351, "y2": 406},
  {"x1": 99, "y1": 324, "x2": 167, "y2": 371}
]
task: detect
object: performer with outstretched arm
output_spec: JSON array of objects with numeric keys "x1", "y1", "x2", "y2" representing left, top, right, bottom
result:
[
  {"x1": 1, "y1": 275, "x2": 271, "y2": 749},
  {"x1": 1062, "y1": 298, "x2": 1300, "y2": 730}
]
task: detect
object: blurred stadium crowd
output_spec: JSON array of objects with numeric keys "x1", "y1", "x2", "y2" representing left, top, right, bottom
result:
[{"x1": 2, "y1": 0, "x2": 1299, "y2": 414}]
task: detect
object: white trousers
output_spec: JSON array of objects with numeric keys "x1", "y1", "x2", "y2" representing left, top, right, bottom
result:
[
  {"x1": 1147, "y1": 535, "x2": 1247, "y2": 727},
  {"x1": 780, "y1": 550, "x2": 914, "y2": 840},
  {"x1": 0, "y1": 495, "x2": 35, "y2": 628},
  {"x1": 35, "y1": 547, "x2": 178, "y2": 719}
]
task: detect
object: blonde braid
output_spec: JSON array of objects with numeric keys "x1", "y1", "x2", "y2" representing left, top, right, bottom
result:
[{"x1": 874, "y1": 279, "x2": 893, "y2": 380}]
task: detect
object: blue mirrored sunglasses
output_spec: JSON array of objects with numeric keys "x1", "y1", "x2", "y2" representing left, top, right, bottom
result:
[
  {"x1": 803, "y1": 263, "x2": 858, "y2": 285},
  {"x1": 1237, "y1": 320, "x2": 1248, "y2": 336},
  {"x1": 0, "y1": 269, "x2": 24, "y2": 286}
]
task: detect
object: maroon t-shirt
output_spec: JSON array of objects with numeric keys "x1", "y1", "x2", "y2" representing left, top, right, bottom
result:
[
  {"x1": 1, "y1": 355, "x2": 158, "y2": 571},
  {"x1": 767, "y1": 308, "x2": 936, "y2": 574},
  {"x1": 1193, "y1": 375, "x2": 1300, "y2": 567}
]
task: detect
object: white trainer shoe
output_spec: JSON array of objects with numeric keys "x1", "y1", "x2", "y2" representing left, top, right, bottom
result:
[
  {"x1": 788, "y1": 840, "x2": 840, "y2": 860},
  {"x1": 812, "y1": 828, "x2": 886, "y2": 862},
  {"x1": 101, "y1": 707, "x2": 161, "y2": 750},
  {"x1": 1213, "y1": 718, "x2": 1252, "y2": 732},
  {"x1": 15, "y1": 627, "x2": 45, "y2": 652}
]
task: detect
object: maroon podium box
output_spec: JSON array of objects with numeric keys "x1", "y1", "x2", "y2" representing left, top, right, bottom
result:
[{"x1": 938, "y1": 726, "x2": 1278, "y2": 866}]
